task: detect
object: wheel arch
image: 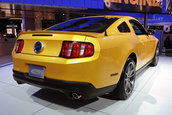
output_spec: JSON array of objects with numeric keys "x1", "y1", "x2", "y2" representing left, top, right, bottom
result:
[
  {"x1": 128, "y1": 52, "x2": 137, "y2": 66},
  {"x1": 119, "y1": 51, "x2": 137, "y2": 81}
]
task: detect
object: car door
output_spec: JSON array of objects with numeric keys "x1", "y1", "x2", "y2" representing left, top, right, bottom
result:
[{"x1": 129, "y1": 19, "x2": 150, "y2": 66}]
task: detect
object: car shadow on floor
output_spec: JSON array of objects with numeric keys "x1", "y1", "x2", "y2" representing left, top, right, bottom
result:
[
  {"x1": 30, "y1": 88, "x2": 122, "y2": 114},
  {"x1": 29, "y1": 63, "x2": 158, "y2": 112},
  {"x1": 31, "y1": 89, "x2": 99, "y2": 109}
]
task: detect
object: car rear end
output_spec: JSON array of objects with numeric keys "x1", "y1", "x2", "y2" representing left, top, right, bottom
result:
[
  {"x1": 12, "y1": 16, "x2": 121, "y2": 99},
  {"x1": 13, "y1": 31, "x2": 103, "y2": 99}
]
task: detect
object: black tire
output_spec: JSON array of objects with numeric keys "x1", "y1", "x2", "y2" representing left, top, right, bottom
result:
[
  {"x1": 150, "y1": 44, "x2": 159, "y2": 67},
  {"x1": 110, "y1": 58, "x2": 136, "y2": 100}
]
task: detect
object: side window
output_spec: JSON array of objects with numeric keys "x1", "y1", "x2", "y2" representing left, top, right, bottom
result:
[
  {"x1": 129, "y1": 20, "x2": 147, "y2": 35},
  {"x1": 118, "y1": 22, "x2": 130, "y2": 33}
]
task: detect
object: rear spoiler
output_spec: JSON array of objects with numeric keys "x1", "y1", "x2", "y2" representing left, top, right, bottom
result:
[{"x1": 19, "y1": 31, "x2": 105, "y2": 38}]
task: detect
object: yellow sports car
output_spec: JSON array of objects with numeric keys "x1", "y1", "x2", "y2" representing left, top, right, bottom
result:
[{"x1": 12, "y1": 16, "x2": 159, "y2": 100}]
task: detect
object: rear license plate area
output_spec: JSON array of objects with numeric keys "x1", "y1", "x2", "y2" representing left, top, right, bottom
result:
[{"x1": 29, "y1": 65, "x2": 45, "y2": 79}]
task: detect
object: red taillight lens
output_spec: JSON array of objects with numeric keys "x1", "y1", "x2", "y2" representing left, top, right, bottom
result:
[
  {"x1": 84, "y1": 43, "x2": 94, "y2": 56},
  {"x1": 60, "y1": 41, "x2": 94, "y2": 58},
  {"x1": 15, "y1": 39, "x2": 24, "y2": 53}
]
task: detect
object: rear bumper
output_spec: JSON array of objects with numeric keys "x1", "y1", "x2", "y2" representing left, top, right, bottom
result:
[
  {"x1": 13, "y1": 70, "x2": 116, "y2": 99},
  {"x1": 12, "y1": 52, "x2": 121, "y2": 88}
]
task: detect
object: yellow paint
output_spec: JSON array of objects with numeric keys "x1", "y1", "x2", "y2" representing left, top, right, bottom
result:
[{"x1": 12, "y1": 16, "x2": 159, "y2": 88}]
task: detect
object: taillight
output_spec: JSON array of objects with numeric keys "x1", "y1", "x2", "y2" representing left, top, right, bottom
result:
[
  {"x1": 60, "y1": 41, "x2": 94, "y2": 58},
  {"x1": 15, "y1": 39, "x2": 24, "y2": 53}
]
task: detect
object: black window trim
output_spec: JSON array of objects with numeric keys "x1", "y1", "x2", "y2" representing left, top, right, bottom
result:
[
  {"x1": 129, "y1": 19, "x2": 148, "y2": 35},
  {"x1": 117, "y1": 21, "x2": 131, "y2": 33}
]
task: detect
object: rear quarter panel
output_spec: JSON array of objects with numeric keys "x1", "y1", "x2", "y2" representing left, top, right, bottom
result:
[{"x1": 85, "y1": 33, "x2": 138, "y2": 87}]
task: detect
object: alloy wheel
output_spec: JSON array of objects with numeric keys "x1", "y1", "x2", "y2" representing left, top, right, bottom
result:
[
  {"x1": 155, "y1": 47, "x2": 159, "y2": 64},
  {"x1": 124, "y1": 62, "x2": 135, "y2": 95}
]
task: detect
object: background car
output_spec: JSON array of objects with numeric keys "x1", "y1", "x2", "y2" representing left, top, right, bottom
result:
[{"x1": 12, "y1": 16, "x2": 159, "y2": 100}]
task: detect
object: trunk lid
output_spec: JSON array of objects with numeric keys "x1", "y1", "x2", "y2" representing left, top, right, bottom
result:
[{"x1": 19, "y1": 31, "x2": 103, "y2": 57}]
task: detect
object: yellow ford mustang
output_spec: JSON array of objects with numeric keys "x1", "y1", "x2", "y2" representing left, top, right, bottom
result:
[{"x1": 12, "y1": 16, "x2": 159, "y2": 100}]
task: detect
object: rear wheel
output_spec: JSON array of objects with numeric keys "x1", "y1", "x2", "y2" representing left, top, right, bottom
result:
[
  {"x1": 150, "y1": 44, "x2": 159, "y2": 66},
  {"x1": 110, "y1": 58, "x2": 136, "y2": 100}
]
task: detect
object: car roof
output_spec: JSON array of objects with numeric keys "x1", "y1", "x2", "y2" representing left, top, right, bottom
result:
[{"x1": 77, "y1": 15, "x2": 136, "y2": 20}]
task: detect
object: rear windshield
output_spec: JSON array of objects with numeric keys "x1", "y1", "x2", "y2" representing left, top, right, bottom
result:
[{"x1": 47, "y1": 17, "x2": 119, "y2": 33}]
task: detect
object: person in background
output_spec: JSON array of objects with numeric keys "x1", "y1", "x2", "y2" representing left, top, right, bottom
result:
[
  {"x1": 164, "y1": 36, "x2": 172, "y2": 49},
  {"x1": 166, "y1": 0, "x2": 172, "y2": 13}
]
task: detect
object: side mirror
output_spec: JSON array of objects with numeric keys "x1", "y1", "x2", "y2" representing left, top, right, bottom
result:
[{"x1": 147, "y1": 29, "x2": 155, "y2": 35}]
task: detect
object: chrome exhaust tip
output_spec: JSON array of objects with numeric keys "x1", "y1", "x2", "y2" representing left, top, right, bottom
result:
[{"x1": 71, "y1": 93, "x2": 82, "y2": 100}]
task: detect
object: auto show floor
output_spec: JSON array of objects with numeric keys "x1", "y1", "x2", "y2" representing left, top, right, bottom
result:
[
  {"x1": 0, "y1": 55, "x2": 12, "y2": 67},
  {"x1": 0, "y1": 55, "x2": 172, "y2": 115}
]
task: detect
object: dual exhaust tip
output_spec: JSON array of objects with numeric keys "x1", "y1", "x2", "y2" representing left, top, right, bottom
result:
[{"x1": 71, "y1": 92, "x2": 82, "y2": 100}]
